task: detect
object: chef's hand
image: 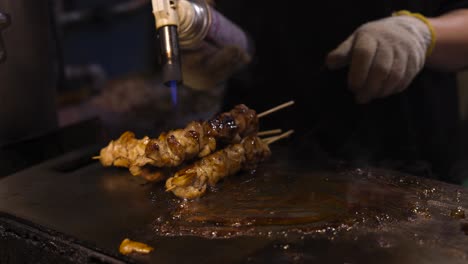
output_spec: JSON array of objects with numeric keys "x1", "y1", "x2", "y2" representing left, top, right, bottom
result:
[
  {"x1": 326, "y1": 11, "x2": 435, "y2": 104},
  {"x1": 177, "y1": 0, "x2": 252, "y2": 91},
  {"x1": 181, "y1": 41, "x2": 251, "y2": 91}
]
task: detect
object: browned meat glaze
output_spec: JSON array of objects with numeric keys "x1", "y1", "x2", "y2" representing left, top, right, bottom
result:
[
  {"x1": 165, "y1": 135, "x2": 271, "y2": 199},
  {"x1": 203, "y1": 103, "x2": 258, "y2": 140},
  {"x1": 97, "y1": 104, "x2": 259, "y2": 176}
]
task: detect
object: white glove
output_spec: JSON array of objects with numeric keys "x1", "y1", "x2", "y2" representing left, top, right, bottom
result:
[{"x1": 326, "y1": 11, "x2": 435, "y2": 104}]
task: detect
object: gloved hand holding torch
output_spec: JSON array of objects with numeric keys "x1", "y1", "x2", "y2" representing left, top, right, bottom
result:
[
  {"x1": 325, "y1": 11, "x2": 436, "y2": 104},
  {"x1": 152, "y1": 0, "x2": 252, "y2": 94},
  {"x1": 179, "y1": 0, "x2": 253, "y2": 91},
  {"x1": 180, "y1": 35, "x2": 251, "y2": 91}
]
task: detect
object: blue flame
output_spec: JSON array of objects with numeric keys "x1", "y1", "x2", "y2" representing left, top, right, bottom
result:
[{"x1": 169, "y1": 80, "x2": 177, "y2": 106}]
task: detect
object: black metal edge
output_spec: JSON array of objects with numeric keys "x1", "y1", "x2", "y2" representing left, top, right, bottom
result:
[
  {"x1": 0, "y1": 211, "x2": 140, "y2": 264},
  {"x1": 0, "y1": 118, "x2": 105, "y2": 178}
]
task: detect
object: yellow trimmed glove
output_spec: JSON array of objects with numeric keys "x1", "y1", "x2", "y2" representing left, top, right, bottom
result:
[{"x1": 326, "y1": 11, "x2": 436, "y2": 104}]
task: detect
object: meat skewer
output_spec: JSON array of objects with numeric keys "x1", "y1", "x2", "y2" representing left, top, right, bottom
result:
[
  {"x1": 146, "y1": 100, "x2": 293, "y2": 167},
  {"x1": 165, "y1": 130, "x2": 294, "y2": 199},
  {"x1": 94, "y1": 128, "x2": 281, "y2": 182},
  {"x1": 94, "y1": 101, "x2": 294, "y2": 176},
  {"x1": 95, "y1": 104, "x2": 258, "y2": 175},
  {"x1": 144, "y1": 103, "x2": 259, "y2": 167}
]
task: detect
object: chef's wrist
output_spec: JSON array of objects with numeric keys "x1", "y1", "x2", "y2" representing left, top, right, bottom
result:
[{"x1": 392, "y1": 10, "x2": 436, "y2": 57}]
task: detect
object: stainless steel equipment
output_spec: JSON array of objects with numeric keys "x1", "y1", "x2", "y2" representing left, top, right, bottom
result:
[{"x1": 0, "y1": 0, "x2": 58, "y2": 146}]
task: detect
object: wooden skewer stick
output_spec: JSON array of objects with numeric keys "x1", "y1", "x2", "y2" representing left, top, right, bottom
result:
[
  {"x1": 257, "y1": 100, "x2": 295, "y2": 118},
  {"x1": 92, "y1": 156, "x2": 101, "y2": 160},
  {"x1": 261, "y1": 135, "x2": 278, "y2": 143},
  {"x1": 265, "y1": 130, "x2": 294, "y2": 145},
  {"x1": 166, "y1": 185, "x2": 177, "y2": 192},
  {"x1": 262, "y1": 135, "x2": 277, "y2": 144},
  {"x1": 166, "y1": 173, "x2": 196, "y2": 192},
  {"x1": 258, "y1": 129, "x2": 282, "y2": 137}
]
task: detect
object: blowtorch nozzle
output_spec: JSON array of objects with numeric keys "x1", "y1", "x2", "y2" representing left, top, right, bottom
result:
[
  {"x1": 158, "y1": 25, "x2": 182, "y2": 105},
  {"x1": 152, "y1": 0, "x2": 182, "y2": 106}
]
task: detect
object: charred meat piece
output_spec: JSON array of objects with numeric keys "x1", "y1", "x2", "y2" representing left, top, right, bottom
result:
[
  {"x1": 165, "y1": 135, "x2": 271, "y2": 199},
  {"x1": 203, "y1": 104, "x2": 258, "y2": 142}
]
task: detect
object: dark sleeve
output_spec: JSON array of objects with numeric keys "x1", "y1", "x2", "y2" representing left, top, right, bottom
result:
[{"x1": 439, "y1": 0, "x2": 468, "y2": 14}]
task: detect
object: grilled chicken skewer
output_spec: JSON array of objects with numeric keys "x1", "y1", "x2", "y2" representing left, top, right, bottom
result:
[
  {"x1": 145, "y1": 104, "x2": 259, "y2": 167},
  {"x1": 96, "y1": 101, "x2": 294, "y2": 178},
  {"x1": 165, "y1": 131, "x2": 293, "y2": 199},
  {"x1": 144, "y1": 99, "x2": 292, "y2": 168},
  {"x1": 96, "y1": 104, "x2": 259, "y2": 176}
]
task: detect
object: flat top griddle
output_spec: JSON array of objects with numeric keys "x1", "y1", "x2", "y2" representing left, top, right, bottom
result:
[{"x1": 1, "y1": 142, "x2": 468, "y2": 264}]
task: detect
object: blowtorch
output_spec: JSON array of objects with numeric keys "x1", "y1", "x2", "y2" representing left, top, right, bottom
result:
[{"x1": 151, "y1": 0, "x2": 252, "y2": 105}]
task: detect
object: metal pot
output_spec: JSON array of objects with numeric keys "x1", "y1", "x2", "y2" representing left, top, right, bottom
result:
[{"x1": 0, "y1": 0, "x2": 58, "y2": 146}]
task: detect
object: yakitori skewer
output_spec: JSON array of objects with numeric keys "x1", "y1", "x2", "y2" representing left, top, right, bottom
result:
[
  {"x1": 165, "y1": 130, "x2": 294, "y2": 199},
  {"x1": 94, "y1": 101, "x2": 294, "y2": 177}
]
